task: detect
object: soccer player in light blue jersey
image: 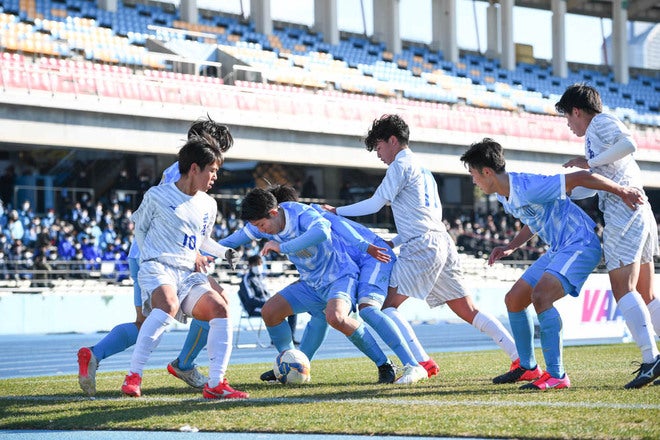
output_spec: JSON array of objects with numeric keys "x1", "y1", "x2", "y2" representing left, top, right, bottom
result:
[
  {"x1": 460, "y1": 138, "x2": 645, "y2": 390},
  {"x1": 325, "y1": 115, "x2": 519, "y2": 381},
  {"x1": 233, "y1": 187, "x2": 397, "y2": 383},
  {"x1": 257, "y1": 185, "x2": 425, "y2": 384},
  {"x1": 556, "y1": 84, "x2": 660, "y2": 389},
  {"x1": 77, "y1": 116, "x2": 235, "y2": 396}
]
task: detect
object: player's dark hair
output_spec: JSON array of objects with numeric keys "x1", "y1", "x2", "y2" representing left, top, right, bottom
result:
[
  {"x1": 187, "y1": 115, "x2": 234, "y2": 153},
  {"x1": 364, "y1": 114, "x2": 410, "y2": 152},
  {"x1": 460, "y1": 138, "x2": 506, "y2": 174},
  {"x1": 269, "y1": 184, "x2": 299, "y2": 203},
  {"x1": 177, "y1": 134, "x2": 223, "y2": 175},
  {"x1": 248, "y1": 254, "x2": 262, "y2": 266},
  {"x1": 555, "y1": 83, "x2": 603, "y2": 116},
  {"x1": 241, "y1": 187, "x2": 277, "y2": 221}
]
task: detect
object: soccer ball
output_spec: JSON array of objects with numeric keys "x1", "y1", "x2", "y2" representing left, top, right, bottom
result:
[{"x1": 273, "y1": 349, "x2": 311, "y2": 384}]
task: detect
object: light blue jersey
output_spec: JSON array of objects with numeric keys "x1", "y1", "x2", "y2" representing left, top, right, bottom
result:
[
  {"x1": 311, "y1": 204, "x2": 395, "y2": 303},
  {"x1": 496, "y1": 172, "x2": 597, "y2": 252},
  {"x1": 220, "y1": 202, "x2": 359, "y2": 292}
]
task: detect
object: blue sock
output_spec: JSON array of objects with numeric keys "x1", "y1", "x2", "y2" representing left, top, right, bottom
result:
[
  {"x1": 177, "y1": 319, "x2": 210, "y2": 370},
  {"x1": 360, "y1": 306, "x2": 417, "y2": 366},
  {"x1": 92, "y1": 322, "x2": 139, "y2": 361},
  {"x1": 267, "y1": 320, "x2": 295, "y2": 353},
  {"x1": 538, "y1": 307, "x2": 564, "y2": 378},
  {"x1": 347, "y1": 323, "x2": 388, "y2": 366},
  {"x1": 299, "y1": 314, "x2": 329, "y2": 360},
  {"x1": 508, "y1": 309, "x2": 536, "y2": 370}
]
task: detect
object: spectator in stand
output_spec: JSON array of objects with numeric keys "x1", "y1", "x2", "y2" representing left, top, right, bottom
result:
[
  {"x1": 0, "y1": 233, "x2": 10, "y2": 255},
  {"x1": 0, "y1": 248, "x2": 8, "y2": 280},
  {"x1": 100, "y1": 223, "x2": 117, "y2": 251},
  {"x1": 81, "y1": 236, "x2": 101, "y2": 271},
  {"x1": 18, "y1": 200, "x2": 34, "y2": 229},
  {"x1": 41, "y1": 208, "x2": 56, "y2": 228},
  {"x1": 57, "y1": 233, "x2": 76, "y2": 261},
  {"x1": 7, "y1": 210, "x2": 24, "y2": 242}
]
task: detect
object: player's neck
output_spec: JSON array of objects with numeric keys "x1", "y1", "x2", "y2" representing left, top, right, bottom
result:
[
  {"x1": 495, "y1": 173, "x2": 510, "y2": 198},
  {"x1": 174, "y1": 178, "x2": 198, "y2": 196},
  {"x1": 276, "y1": 208, "x2": 286, "y2": 232}
]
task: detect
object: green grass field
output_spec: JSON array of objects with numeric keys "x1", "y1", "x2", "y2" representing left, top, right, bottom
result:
[{"x1": 1, "y1": 343, "x2": 658, "y2": 439}]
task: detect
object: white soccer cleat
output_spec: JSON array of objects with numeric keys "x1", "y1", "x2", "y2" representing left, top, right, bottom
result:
[
  {"x1": 395, "y1": 364, "x2": 428, "y2": 385},
  {"x1": 167, "y1": 359, "x2": 208, "y2": 389},
  {"x1": 77, "y1": 347, "x2": 98, "y2": 396}
]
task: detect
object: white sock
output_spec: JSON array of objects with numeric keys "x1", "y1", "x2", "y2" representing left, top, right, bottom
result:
[
  {"x1": 646, "y1": 298, "x2": 660, "y2": 338},
  {"x1": 207, "y1": 317, "x2": 232, "y2": 388},
  {"x1": 472, "y1": 311, "x2": 519, "y2": 362},
  {"x1": 129, "y1": 308, "x2": 173, "y2": 376},
  {"x1": 618, "y1": 292, "x2": 659, "y2": 363},
  {"x1": 382, "y1": 307, "x2": 429, "y2": 362}
]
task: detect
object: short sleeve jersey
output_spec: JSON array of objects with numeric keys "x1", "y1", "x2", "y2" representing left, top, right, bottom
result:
[
  {"x1": 373, "y1": 149, "x2": 444, "y2": 243},
  {"x1": 496, "y1": 172, "x2": 597, "y2": 252},
  {"x1": 131, "y1": 182, "x2": 217, "y2": 270}
]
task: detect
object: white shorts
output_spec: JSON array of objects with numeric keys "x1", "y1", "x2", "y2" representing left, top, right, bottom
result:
[
  {"x1": 138, "y1": 260, "x2": 213, "y2": 323},
  {"x1": 603, "y1": 202, "x2": 659, "y2": 271},
  {"x1": 390, "y1": 231, "x2": 469, "y2": 308}
]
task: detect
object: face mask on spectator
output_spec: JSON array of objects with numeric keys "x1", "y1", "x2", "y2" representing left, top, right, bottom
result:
[{"x1": 251, "y1": 266, "x2": 263, "y2": 275}]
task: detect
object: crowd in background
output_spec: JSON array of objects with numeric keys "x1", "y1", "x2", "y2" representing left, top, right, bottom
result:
[{"x1": 0, "y1": 170, "x2": 658, "y2": 284}]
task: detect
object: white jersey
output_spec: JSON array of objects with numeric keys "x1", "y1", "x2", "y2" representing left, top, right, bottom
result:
[
  {"x1": 585, "y1": 113, "x2": 659, "y2": 267},
  {"x1": 131, "y1": 182, "x2": 217, "y2": 271},
  {"x1": 374, "y1": 148, "x2": 445, "y2": 243},
  {"x1": 586, "y1": 113, "x2": 643, "y2": 213},
  {"x1": 127, "y1": 161, "x2": 181, "y2": 259}
]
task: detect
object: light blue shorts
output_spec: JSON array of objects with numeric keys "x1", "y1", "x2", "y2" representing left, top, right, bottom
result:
[
  {"x1": 129, "y1": 257, "x2": 141, "y2": 307},
  {"x1": 521, "y1": 237, "x2": 602, "y2": 297},
  {"x1": 279, "y1": 281, "x2": 327, "y2": 317},
  {"x1": 355, "y1": 245, "x2": 395, "y2": 307},
  {"x1": 316, "y1": 274, "x2": 358, "y2": 308}
]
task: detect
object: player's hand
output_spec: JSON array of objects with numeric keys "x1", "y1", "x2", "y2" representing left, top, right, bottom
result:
[
  {"x1": 321, "y1": 204, "x2": 337, "y2": 214},
  {"x1": 224, "y1": 248, "x2": 238, "y2": 270},
  {"x1": 563, "y1": 157, "x2": 589, "y2": 169},
  {"x1": 488, "y1": 246, "x2": 514, "y2": 266},
  {"x1": 261, "y1": 240, "x2": 281, "y2": 256},
  {"x1": 367, "y1": 244, "x2": 391, "y2": 263},
  {"x1": 195, "y1": 254, "x2": 214, "y2": 273},
  {"x1": 620, "y1": 187, "x2": 647, "y2": 211}
]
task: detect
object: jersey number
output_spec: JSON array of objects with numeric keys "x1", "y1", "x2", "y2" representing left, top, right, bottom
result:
[
  {"x1": 422, "y1": 169, "x2": 440, "y2": 208},
  {"x1": 183, "y1": 234, "x2": 197, "y2": 250}
]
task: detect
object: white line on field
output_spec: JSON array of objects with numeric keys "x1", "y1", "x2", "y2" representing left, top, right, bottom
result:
[{"x1": 2, "y1": 395, "x2": 659, "y2": 410}]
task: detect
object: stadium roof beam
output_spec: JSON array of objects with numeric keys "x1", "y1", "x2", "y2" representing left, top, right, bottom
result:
[{"x1": 495, "y1": 0, "x2": 660, "y2": 23}]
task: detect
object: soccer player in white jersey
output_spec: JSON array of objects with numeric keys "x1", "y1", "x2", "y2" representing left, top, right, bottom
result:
[
  {"x1": 234, "y1": 188, "x2": 398, "y2": 383},
  {"x1": 324, "y1": 114, "x2": 519, "y2": 381},
  {"x1": 76, "y1": 117, "x2": 235, "y2": 396},
  {"x1": 460, "y1": 138, "x2": 645, "y2": 390},
  {"x1": 556, "y1": 84, "x2": 660, "y2": 388},
  {"x1": 120, "y1": 135, "x2": 247, "y2": 399}
]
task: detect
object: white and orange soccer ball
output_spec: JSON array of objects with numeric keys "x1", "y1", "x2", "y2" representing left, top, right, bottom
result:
[{"x1": 273, "y1": 349, "x2": 311, "y2": 384}]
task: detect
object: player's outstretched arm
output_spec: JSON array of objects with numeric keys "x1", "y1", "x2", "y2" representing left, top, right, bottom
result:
[
  {"x1": 565, "y1": 171, "x2": 645, "y2": 210},
  {"x1": 488, "y1": 225, "x2": 535, "y2": 266}
]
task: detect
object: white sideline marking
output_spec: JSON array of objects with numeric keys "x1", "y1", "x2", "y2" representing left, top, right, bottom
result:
[{"x1": 2, "y1": 395, "x2": 659, "y2": 410}]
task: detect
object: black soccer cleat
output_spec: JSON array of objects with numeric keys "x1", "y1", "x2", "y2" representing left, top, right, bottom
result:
[
  {"x1": 624, "y1": 355, "x2": 660, "y2": 389},
  {"x1": 377, "y1": 359, "x2": 396, "y2": 384},
  {"x1": 260, "y1": 369, "x2": 277, "y2": 382}
]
